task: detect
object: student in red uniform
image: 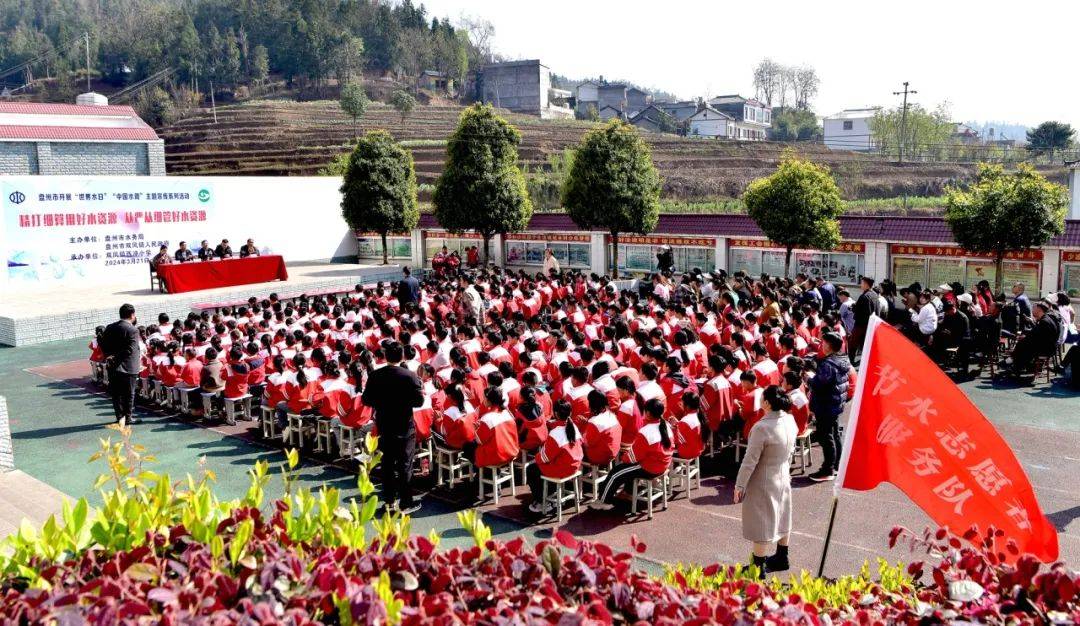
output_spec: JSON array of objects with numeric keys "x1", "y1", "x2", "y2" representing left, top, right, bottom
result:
[
  {"x1": 514, "y1": 385, "x2": 549, "y2": 454},
  {"x1": 781, "y1": 370, "x2": 811, "y2": 434},
  {"x1": 578, "y1": 390, "x2": 622, "y2": 466},
  {"x1": 673, "y1": 392, "x2": 707, "y2": 460},
  {"x1": 701, "y1": 354, "x2": 736, "y2": 432},
  {"x1": 599, "y1": 398, "x2": 674, "y2": 505},
  {"x1": 276, "y1": 353, "x2": 321, "y2": 430},
  {"x1": 525, "y1": 399, "x2": 584, "y2": 513},
  {"x1": 614, "y1": 375, "x2": 642, "y2": 447},
  {"x1": 462, "y1": 386, "x2": 520, "y2": 469}
]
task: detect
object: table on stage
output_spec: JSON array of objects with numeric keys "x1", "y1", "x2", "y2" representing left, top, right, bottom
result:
[{"x1": 157, "y1": 256, "x2": 289, "y2": 294}]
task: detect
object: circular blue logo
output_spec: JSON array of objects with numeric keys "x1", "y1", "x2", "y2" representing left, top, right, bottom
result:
[{"x1": 8, "y1": 191, "x2": 25, "y2": 205}]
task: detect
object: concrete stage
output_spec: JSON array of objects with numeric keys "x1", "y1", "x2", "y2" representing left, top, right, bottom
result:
[{"x1": 0, "y1": 261, "x2": 406, "y2": 346}]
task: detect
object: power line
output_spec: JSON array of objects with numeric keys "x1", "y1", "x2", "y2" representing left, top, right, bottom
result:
[{"x1": 892, "y1": 81, "x2": 917, "y2": 163}]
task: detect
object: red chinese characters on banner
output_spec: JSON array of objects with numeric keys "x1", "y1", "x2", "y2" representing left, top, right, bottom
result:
[
  {"x1": 16, "y1": 210, "x2": 207, "y2": 229},
  {"x1": 1062, "y1": 251, "x2": 1080, "y2": 263},
  {"x1": 837, "y1": 317, "x2": 1059, "y2": 563},
  {"x1": 729, "y1": 238, "x2": 866, "y2": 253},
  {"x1": 889, "y1": 244, "x2": 1043, "y2": 261}
]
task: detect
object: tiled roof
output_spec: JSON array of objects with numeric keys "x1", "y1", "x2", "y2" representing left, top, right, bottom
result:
[
  {"x1": 0, "y1": 125, "x2": 160, "y2": 141},
  {"x1": 0, "y1": 102, "x2": 159, "y2": 141},
  {"x1": 418, "y1": 213, "x2": 1080, "y2": 248}
]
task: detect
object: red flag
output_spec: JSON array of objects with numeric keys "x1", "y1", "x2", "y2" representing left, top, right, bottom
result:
[{"x1": 836, "y1": 316, "x2": 1059, "y2": 562}]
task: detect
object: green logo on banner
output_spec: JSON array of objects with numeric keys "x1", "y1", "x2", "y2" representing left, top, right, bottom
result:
[{"x1": 198, "y1": 189, "x2": 211, "y2": 203}]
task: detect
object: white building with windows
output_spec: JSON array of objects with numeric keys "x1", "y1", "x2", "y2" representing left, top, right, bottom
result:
[
  {"x1": 687, "y1": 105, "x2": 734, "y2": 138},
  {"x1": 823, "y1": 107, "x2": 879, "y2": 152}
]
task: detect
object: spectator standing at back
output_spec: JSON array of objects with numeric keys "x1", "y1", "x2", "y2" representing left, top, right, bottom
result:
[
  {"x1": 850, "y1": 276, "x2": 878, "y2": 361},
  {"x1": 542, "y1": 248, "x2": 560, "y2": 275},
  {"x1": 397, "y1": 266, "x2": 420, "y2": 307},
  {"x1": 837, "y1": 289, "x2": 854, "y2": 335},
  {"x1": 808, "y1": 333, "x2": 849, "y2": 482},
  {"x1": 362, "y1": 340, "x2": 425, "y2": 514},
  {"x1": 100, "y1": 303, "x2": 142, "y2": 426},
  {"x1": 817, "y1": 277, "x2": 837, "y2": 313}
]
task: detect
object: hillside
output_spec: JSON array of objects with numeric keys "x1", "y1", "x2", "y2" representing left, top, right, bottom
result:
[{"x1": 158, "y1": 100, "x2": 1069, "y2": 204}]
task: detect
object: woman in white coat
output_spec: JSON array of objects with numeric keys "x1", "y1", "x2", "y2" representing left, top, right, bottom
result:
[
  {"x1": 542, "y1": 248, "x2": 560, "y2": 276},
  {"x1": 734, "y1": 384, "x2": 798, "y2": 575}
]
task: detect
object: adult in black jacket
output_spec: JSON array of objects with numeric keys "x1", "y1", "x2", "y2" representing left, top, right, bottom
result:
[
  {"x1": 850, "y1": 276, "x2": 878, "y2": 361},
  {"x1": 1008, "y1": 303, "x2": 1059, "y2": 377},
  {"x1": 936, "y1": 302, "x2": 971, "y2": 377},
  {"x1": 100, "y1": 303, "x2": 142, "y2": 426},
  {"x1": 361, "y1": 341, "x2": 424, "y2": 513},
  {"x1": 397, "y1": 267, "x2": 421, "y2": 307},
  {"x1": 808, "y1": 333, "x2": 850, "y2": 481}
]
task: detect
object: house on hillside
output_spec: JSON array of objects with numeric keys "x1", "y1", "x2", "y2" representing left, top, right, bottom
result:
[
  {"x1": 952, "y1": 123, "x2": 981, "y2": 144},
  {"x1": 598, "y1": 105, "x2": 624, "y2": 121},
  {"x1": 655, "y1": 101, "x2": 699, "y2": 126},
  {"x1": 626, "y1": 87, "x2": 651, "y2": 117},
  {"x1": 479, "y1": 60, "x2": 574, "y2": 119},
  {"x1": 630, "y1": 105, "x2": 675, "y2": 133},
  {"x1": 597, "y1": 83, "x2": 628, "y2": 116},
  {"x1": 575, "y1": 80, "x2": 599, "y2": 117},
  {"x1": 823, "y1": 107, "x2": 879, "y2": 151},
  {"x1": 0, "y1": 96, "x2": 164, "y2": 175},
  {"x1": 688, "y1": 105, "x2": 736, "y2": 138},
  {"x1": 419, "y1": 70, "x2": 451, "y2": 93},
  {"x1": 708, "y1": 95, "x2": 771, "y2": 141}
]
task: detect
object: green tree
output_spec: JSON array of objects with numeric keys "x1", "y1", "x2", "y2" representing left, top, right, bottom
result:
[
  {"x1": 742, "y1": 152, "x2": 843, "y2": 277},
  {"x1": 945, "y1": 163, "x2": 1067, "y2": 293},
  {"x1": 1026, "y1": 121, "x2": 1075, "y2": 161},
  {"x1": 340, "y1": 130, "x2": 419, "y2": 265},
  {"x1": 770, "y1": 108, "x2": 822, "y2": 141},
  {"x1": 250, "y1": 44, "x2": 270, "y2": 84},
  {"x1": 134, "y1": 86, "x2": 175, "y2": 127},
  {"x1": 390, "y1": 89, "x2": 416, "y2": 129},
  {"x1": 339, "y1": 81, "x2": 368, "y2": 136},
  {"x1": 433, "y1": 104, "x2": 533, "y2": 263},
  {"x1": 870, "y1": 104, "x2": 953, "y2": 161},
  {"x1": 563, "y1": 120, "x2": 661, "y2": 278}
]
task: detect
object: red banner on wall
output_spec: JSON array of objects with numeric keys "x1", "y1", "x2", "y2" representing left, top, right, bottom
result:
[
  {"x1": 1062, "y1": 251, "x2": 1080, "y2": 263},
  {"x1": 837, "y1": 317, "x2": 1059, "y2": 563},
  {"x1": 890, "y1": 244, "x2": 1043, "y2": 261},
  {"x1": 728, "y1": 238, "x2": 865, "y2": 253},
  {"x1": 422, "y1": 230, "x2": 483, "y2": 239},
  {"x1": 605, "y1": 234, "x2": 716, "y2": 247},
  {"x1": 506, "y1": 232, "x2": 591, "y2": 243}
]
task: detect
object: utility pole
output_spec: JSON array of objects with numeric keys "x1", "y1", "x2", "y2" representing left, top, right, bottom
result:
[
  {"x1": 209, "y1": 79, "x2": 217, "y2": 123},
  {"x1": 892, "y1": 81, "x2": 917, "y2": 163},
  {"x1": 84, "y1": 32, "x2": 91, "y2": 92}
]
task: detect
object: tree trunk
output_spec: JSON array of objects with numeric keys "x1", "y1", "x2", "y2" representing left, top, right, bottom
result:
[
  {"x1": 381, "y1": 232, "x2": 388, "y2": 265},
  {"x1": 994, "y1": 253, "x2": 1005, "y2": 296},
  {"x1": 784, "y1": 246, "x2": 793, "y2": 279},
  {"x1": 482, "y1": 234, "x2": 491, "y2": 265},
  {"x1": 611, "y1": 232, "x2": 620, "y2": 279}
]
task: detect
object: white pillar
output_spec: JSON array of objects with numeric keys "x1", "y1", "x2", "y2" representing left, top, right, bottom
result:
[
  {"x1": 1040, "y1": 248, "x2": 1060, "y2": 297},
  {"x1": 865, "y1": 242, "x2": 889, "y2": 282},
  {"x1": 590, "y1": 232, "x2": 607, "y2": 276},
  {"x1": 410, "y1": 228, "x2": 425, "y2": 268},
  {"x1": 491, "y1": 234, "x2": 505, "y2": 266},
  {"x1": 716, "y1": 237, "x2": 728, "y2": 272},
  {"x1": 1069, "y1": 166, "x2": 1080, "y2": 220}
]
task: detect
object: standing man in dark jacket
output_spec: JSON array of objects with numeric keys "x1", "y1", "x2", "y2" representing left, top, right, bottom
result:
[
  {"x1": 817, "y1": 277, "x2": 837, "y2": 313},
  {"x1": 809, "y1": 333, "x2": 850, "y2": 481},
  {"x1": 361, "y1": 340, "x2": 424, "y2": 514},
  {"x1": 100, "y1": 303, "x2": 142, "y2": 426},
  {"x1": 850, "y1": 276, "x2": 878, "y2": 362},
  {"x1": 397, "y1": 266, "x2": 420, "y2": 307}
]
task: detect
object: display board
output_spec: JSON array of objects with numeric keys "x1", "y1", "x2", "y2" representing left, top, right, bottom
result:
[{"x1": 1, "y1": 175, "x2": 355, "y2": 289}]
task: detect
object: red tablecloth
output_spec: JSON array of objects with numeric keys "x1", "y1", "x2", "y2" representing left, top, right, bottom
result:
[{"x1": 157, "y1": 256, "x2": 288, "y2": 293}]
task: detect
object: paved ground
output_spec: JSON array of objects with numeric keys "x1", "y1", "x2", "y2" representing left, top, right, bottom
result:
[{"x1": 1, "y1": 337, "x2": 1078, "y2": 577}]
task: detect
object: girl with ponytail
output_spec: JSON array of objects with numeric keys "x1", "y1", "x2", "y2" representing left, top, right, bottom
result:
[
  {"x1": 599, "y1": 397, "x2": 673, "y2": 505},
  {"x1": 674, "y1": 391, "x2": 707, "y2": 460},
  {"x1": 525, "y1": 399, "x2": 583, "y2": 514}
]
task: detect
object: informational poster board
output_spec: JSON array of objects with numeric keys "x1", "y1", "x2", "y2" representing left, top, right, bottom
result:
[
  {"x1": 1002, "y1": 262, "x2": 1040, "y2": 291},
  {"x1": 928, "y1": 258, "x2": 965, "y2": 289},
  {"x1": 1064, "y1": 264, "x2": 1080, "y2": 298},
  {"x1": 761, "y1": 250, "x2": 787, "y2": 278},
  {"x1": 2, "y1": 177, "x2": 215, "y2": 284},
  {"x1": 729, "y1": 248, "x2": 762, "y2": 276},
  {"x1": 892, "y1": 257, "x2": 927, "y2": 288},
  {"x1": 965, "y1": 260, "x2": 996, "y2": 291}
]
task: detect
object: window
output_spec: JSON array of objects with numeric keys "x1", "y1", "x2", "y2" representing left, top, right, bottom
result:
[
  {"x1": 731, "y1": 248, "x2": 864, "y2": 284},
  {"x1": 357, "y1": 236, "x2": 411, "y2": 260},
  {"x1": 504, "y1": 241, "x2": 591, "y2": 268},
  {"x1": 843, "y1": 120, "x2": 853, "y2": 131},
  {"x1": 612, "y1": 244, "x2": 714, "y2": 274},
  {"x1": 1063, "y1": 263, "x2": 1080, "y2": 297}
]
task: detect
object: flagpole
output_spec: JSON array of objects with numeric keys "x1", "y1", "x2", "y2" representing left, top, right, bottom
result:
[{"x1": 817, "y1": 496, "x2": 840, "y2": 577}]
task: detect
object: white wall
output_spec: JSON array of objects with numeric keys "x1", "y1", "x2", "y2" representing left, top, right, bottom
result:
[
  {"x1": 1069, "y1": 167, "x2": 1080, "y2": 220},
  {"x1": 689, "y1": 116, "x2": 730, "y2": 138},
  {"x1": 1, "y1": 175, "x2": 356, "y2": 291},
  {"x1": 824, "y1": 117, "x2": 873, "y2": 151}
]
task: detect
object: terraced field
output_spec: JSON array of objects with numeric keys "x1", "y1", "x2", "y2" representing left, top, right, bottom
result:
[{"x1": 159, "y1": 100, "x2": 1066, "y2": 201}]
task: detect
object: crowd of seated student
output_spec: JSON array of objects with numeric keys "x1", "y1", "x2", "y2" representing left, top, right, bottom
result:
[{"x1": 97, "y1": 265, "x2": 877, "y2": 514}]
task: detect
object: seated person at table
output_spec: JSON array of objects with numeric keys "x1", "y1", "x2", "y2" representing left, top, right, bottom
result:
[
  {"x1": 151, "y1": 245, "x2": 172, "y2": 269},
  {"x1": 174, "y1": 241, "x2": 194, "y2": 262},
  {"x1": 197, "y1": 240, "x2": 214, "y2": 261},
  {"x1": 215, "y1": 239, "x2": 234, "y2": 259},
  {"x1": 1003, "y1": 302, "x2": 1060, "y2": 379},
  {"x1": 240, "y1": 238, "x2": 260, "y2": 257}
]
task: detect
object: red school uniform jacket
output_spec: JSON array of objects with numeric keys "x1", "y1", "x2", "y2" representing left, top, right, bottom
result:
[
  {"x1": 413, "y1": 394, "x2": 435, "y2": 442},
  {"x1": 581, "y1": 410, "x2": 622, "y2": 466},
  {"x1": 625, "y1": 420, "x2": 673, "y2": 476},
  {"x1": 223, "y1": 362, "x2": 251, "y2": 399},
  {"x1": 788, "y1": 387, "x2": 811, "y2": 434},
  {"x1": 674, "y1": 412, "x2": 705, "y2": 460},
  {"x1": 474, "y1": 410, "x2": 520, "y2": 468},
  {"x1": 563, "y1": 382, "x2": 595, "y2": 419},
  {"x1": 514, "y1": 404, "x2": 549, "y2": 452},
  {"x1": 616, "y1": 397, "x2": 643, "y2": 446},
  {"x1": 536, "y1": 424, "x2": 584, "y2": 480},
  {"x1": 439, "y1": 404, "x2": 477, "y2": 450},
  {"x1": 739, "y1": 387, "x2": 765, "y2": 438},
  {"x1": 751, "y1": 359, "x2": 781, "y2": 388},
  {"x1": 315, "y1": 377, "x2": 356, "y2": 419},
  {"x1": 701, "y1": 374, "x2": 736, "y2": 431},
  {"x1": 179, "y1": 359, "x2": 204, "y2": 389}
]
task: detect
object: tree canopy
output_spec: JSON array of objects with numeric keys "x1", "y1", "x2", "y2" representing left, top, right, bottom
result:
[
  {"x1": 563, "y1": 120, "x2": 661, "y2": 277},
  {"x1": 870, "y1": 104, "x2": 953, "y2": 161},
  {"x1": 340, "y1": 130, "x2": 419, "y2": 265},
  {"x1": 1026, "y1": 121, "x2": 1075, "y2": 157},
  {"x1": 433, "y1": 104, "x2": 532, "y2": 262},
  {"x1": 390, "y1": 89, "x2": 417, "y2": 126},
  {"x1": 339, "y1": 82, "x2": 368, "y2": 135},
  {"x1": 945, "y1": 163, "x2": 1067, "y2": 293},
  {"x1": 742, "y1": 152, "x2": 843, "y2": 276}
]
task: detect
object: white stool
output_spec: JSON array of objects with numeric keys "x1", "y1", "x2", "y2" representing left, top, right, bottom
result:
[
  {"x1": 512, "y1": 449, "x2": 533, "y2": 485},
  {"x1": 150, "y1": 380, "x2": 165, "y2": 406},
  {"x1": 175, "y1": 387, "x2": 196, "y2": 416},
  {"x1": 671, "y1": 456, "x2": 701, "y2": 499},
  {"x1": 541, "y1": 472, "x2": 582, "y2": 523},
  {"x1": 631, "y1": 473, "x2": 669, "y2": 520},
  {"x1": 200, "y1": 392, "x2": 220, "y2": 420},
  {"x1": 476, "y1": 462, "x2": 516, "y2": 504},
  {"x1": 286, "y1": 413, "x2": 315, "y2": 448},
  {"x1": 90, "y1": 362, "x2": 106, "y2": 385},
  {"x1": 580, "y1": 461, "x2": 612, "y2": 502},
  {"x1": 259, "y1": 405, "x2": 278, "y2": 439},
  {"x1": 338, "y1": 424, "x2": 360, "y2": 458},
  {"x1": 223, "y1": 394, "x2": 253, "y2": 425},
  {"x1": 314, "y1": 418, "x2": 334, "y2": 453},
  {"x1": 138, "y1": 377, "x2": 152, "y2": 401},
  {"x1": 791, "y1": 428, "x2": 815, "y2": 475},
  {"x1": 434, "y1": 445, "x2": 472, "y2": 487},
  {"x1": 414, "y1": 437, "x2": 434, "y2": 474}
]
